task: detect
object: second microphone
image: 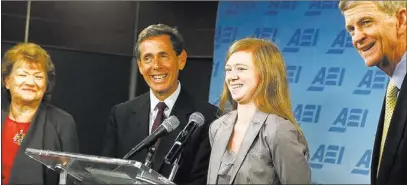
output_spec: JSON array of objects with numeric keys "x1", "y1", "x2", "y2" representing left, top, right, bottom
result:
[{"x1": 164, "y1": 112, "x2": 205, "y2": 165}]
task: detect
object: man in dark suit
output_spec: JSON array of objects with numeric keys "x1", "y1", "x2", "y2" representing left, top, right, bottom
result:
[
  {"x1": 101, "y1": 24, "x2": 218, "y2": 185},
  {"x1": 339, "y1": 1, "x2": 406, "y2": 185}
]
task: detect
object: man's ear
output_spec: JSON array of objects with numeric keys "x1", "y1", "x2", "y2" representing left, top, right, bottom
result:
[
  {"x1": 137, "y1": 60, "x2": 143, "y2": 75},
  {"x1": 178, "y1": 50, "x2": 187, "y2": 70},
  {"x1": 396, "y1": 8, "x2": 406, "y2": 36}
]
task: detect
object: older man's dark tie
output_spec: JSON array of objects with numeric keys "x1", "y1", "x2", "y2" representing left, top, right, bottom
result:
[
  {"x1": 151, "y1": 102, "x2": 167, "y2": 140},
  {"x1": 147, "y1": 102, "x2": 167, "y2": 167}
]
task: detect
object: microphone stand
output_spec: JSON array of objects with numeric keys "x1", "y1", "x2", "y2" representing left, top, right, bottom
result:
[
  {"x1": 168, "y1": 150, "x2": 183, "y2": 181},
  {"x1": 144, "y1": 146, "x2": 156, "y2": 168}
]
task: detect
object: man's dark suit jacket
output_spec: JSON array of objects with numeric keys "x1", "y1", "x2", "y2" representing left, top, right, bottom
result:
[
  {"x1": 1, "y1": 102, "x2": 79, "y2": 184},
  {"x1": 371, "y1": 73, "x2": 407, "y2": 185},
  {"x1": 102, "y1": 88, "x2": 219, "y2": 185}
]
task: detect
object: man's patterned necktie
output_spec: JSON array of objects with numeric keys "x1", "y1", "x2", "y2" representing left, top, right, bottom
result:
[{"x1": 378, "y1": 82, "x2": 399, "y2": 168}]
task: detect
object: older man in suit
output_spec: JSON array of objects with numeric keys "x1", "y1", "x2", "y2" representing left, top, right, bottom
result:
[
  {"x1": 339, "y1": 1, "x2": 406, "y2": 185},
  {"x1": 101, "y1": 24, "x2": 218, "y2": 185}
]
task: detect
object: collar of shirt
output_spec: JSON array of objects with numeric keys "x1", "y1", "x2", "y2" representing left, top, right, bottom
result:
[
  {"x1": 149, "y1": 80, "x2": 181, "y2": 117},
  {"x1": 390, "y1": 51, "x2": 406, "y2": 90}
]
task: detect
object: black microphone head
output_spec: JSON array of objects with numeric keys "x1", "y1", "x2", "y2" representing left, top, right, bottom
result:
[
  {"x1": 162, "y1": 115, "x2": 180, "y2": 132},
  {"x1": 189, "y1": 112, "x2": 205, "y2": 127}
]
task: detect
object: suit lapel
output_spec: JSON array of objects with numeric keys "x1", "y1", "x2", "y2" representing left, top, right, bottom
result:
[
  {"x1": 229, "y1": 110, "x2": 268, "y2": 184},
  {"x1": 153, "y1": 89, "x2": 193, "y2": 171},
  {"x1": 128, "y1": 93, "x2": 150, "y2": 160},
  {"x1": 9, "y1": 103, "x2": 46, "y2": 184},
  {"x1": 208, "y1": 111, "x2": 236, "y2": 184},
  {"x1": 371, "y1": 99, "x2": 385, "y2": 183},
  {"x1": 378, "y1": 75, "x2": 407, "y2": 184}
]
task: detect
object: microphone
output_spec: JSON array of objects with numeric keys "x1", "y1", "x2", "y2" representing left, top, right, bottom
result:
[
  {"x1": 123, "y1": 115, "x2": 180, "y2": 159},
  {"x1": 164, "y1": 112, "x2": 205, "y2": 165}
]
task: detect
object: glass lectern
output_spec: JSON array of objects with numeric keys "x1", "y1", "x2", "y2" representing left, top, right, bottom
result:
[{"x1": 25, "y1": 148, "x2": 175, "y2": 184}]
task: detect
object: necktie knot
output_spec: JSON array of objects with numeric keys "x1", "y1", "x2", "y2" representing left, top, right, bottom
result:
[
  {"x1": 152, "y1": 102, "x2": 167, "y2": 133},
  {"x1": 386, "y1": 82, "x2": 399, "y2": 98},
  {"x1": 156, "y1": 102, "x2": 167, "y2": 112}
]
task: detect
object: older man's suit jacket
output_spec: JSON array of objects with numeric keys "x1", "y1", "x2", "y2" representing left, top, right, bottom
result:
[
  {"x1": 371, "y1": 73, "x2": 407, "y2": 185},
  {"x1": 101, "y1": 88, "x2": 218, "y2": 185}
]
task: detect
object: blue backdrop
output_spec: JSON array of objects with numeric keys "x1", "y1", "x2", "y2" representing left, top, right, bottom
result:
[{"x1": 209, "y1": 1, "x2": 388, "y2": 184}]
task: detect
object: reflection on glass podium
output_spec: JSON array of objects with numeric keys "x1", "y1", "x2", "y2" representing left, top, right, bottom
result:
[{"x1": 25, "y1": 148, "x2": 175, "y2": 184}]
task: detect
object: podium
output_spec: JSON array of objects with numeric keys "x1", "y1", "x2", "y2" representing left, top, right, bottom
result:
[{"x1": 25, "y1": 148, "x2": 176, "y2": 184}]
